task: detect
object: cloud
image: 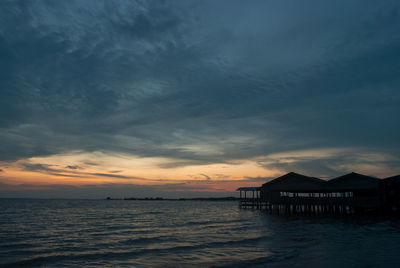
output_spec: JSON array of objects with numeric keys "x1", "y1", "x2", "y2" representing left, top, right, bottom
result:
[
  {"x1": 66, "y1": 165, "x2": 80, "y2": 170},
  {"x1": 244, "y1": 176, "x2": 275, "y2": 183},
  {"x1": 257, "y1": 148, "x2": 400, "y2": 178},
  {"x1": 0, "y1": 0, "x2": 399, "y2": 180},
  {"x1": 91, "y1": 173, "x2": 142, "y2": 180},
  {"x1": 14, "y1": 160, "x2": 153, "y2": 181},
  {"x1": 21, "y1": 163, "x2": 58, "y2": 172},
  {"x1": 200, "y1": 174, "x2": 211, "y2": 180}
]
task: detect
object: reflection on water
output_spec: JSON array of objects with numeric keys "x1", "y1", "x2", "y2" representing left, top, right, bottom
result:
[{"x1": 0, "y1": 199, "x2": 400, "y2": 267}]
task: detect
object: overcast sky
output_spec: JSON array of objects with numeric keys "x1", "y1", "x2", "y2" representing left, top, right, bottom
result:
[{"x1": 1, "y1": 0, "x2": 400, "y2": 198}]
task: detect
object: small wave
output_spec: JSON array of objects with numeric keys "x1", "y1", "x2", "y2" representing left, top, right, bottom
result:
[
  {"x1": 210, "y1": 255, "x2": 288, "y2": 268},
  {"x1": 121, "y1": 236, "x2": 177, "y2": 245},
  {"x1": 205, "y1": 236, "x2": 269, "y2": 248},
  {"x1": 146, "y1": 211, "x2": 164, "y2": 215},
  {"x1": 0, "y1": 242, "x2": 36, "y2": 250},
  {"x1": 210, "y1": 248, "x2": 300, "y2": 268},
  {"x1": 172, "y1": 218, "x2": 249, "y2": 228},
  {"x1": 0, "y1": 255, "x2": 63, "y2": 268}
]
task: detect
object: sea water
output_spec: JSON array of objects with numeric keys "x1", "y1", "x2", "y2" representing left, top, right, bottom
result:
[{"x1": 1, "y1": 199, "x2": 400, "y2": 267}]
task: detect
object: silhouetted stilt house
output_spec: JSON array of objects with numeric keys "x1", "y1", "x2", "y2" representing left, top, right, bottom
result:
[
  {"x1": 260, "y1": 172, "x2": 325, "y2": 213},
  {"x1": 381, "y1": 175, "x2": 400, "y2": 213},
  {"x1": 238, "y1": 172, "x2": 400, "y2": 215},
  {"x1": 324, "y1": 172, "x2": 380, "y2": 213}
]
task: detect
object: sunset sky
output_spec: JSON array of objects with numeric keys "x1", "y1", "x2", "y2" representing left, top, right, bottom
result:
[{"x1": 1, "y1": 0, "x2": 400, "y2": 198}]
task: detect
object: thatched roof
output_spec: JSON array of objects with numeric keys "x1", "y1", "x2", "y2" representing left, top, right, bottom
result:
[
  {"x1": 261, "y1": 172, "x2": 326, "y2": 192},
  {"x1": 325, "y1": 172, "x2": 379, "y2": 191}
]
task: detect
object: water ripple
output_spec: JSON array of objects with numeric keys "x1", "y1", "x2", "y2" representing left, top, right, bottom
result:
[{"x1": 1, "y1": 199, "x2": 400, "y2": 267}]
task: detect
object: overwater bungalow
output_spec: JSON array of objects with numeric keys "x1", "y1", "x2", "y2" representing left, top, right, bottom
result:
[
  {"x1": 260, "y1": 172, "x2": 326, "y2": 213},
  {"x1": 238, "y1": 172, "x2": 400, "y2": 215},
  {"x1": 324, "y1": 172, "x2": 380, "y2": 213},
  {"x1": 381, "y1": 175, "x2": 400, "y2": 213}
]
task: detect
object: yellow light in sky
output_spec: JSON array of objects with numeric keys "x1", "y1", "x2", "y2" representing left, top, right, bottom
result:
[
  {"x1": 0, "y1": 151, "x2": 280, "y2": 192},
  {"x1": 1, "y1": 147, "x2": 398, "y2": 193}
]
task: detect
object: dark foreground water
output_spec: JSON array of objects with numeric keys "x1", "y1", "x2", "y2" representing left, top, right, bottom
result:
[{"x1": 1, "y1": 199, "x2": 400, "y2": 267}]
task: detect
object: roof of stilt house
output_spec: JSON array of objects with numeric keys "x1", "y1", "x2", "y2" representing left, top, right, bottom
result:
[
  {"x1": 325, "y1": 172, "x2": 379, "y2": 190},
  {"x1": 261, "y1": 172, "x2": 326, "y2": 192},
  {"x1": 383, "y1": 175, "x2": 400, "y2": 181},
  {"x1": 382, "y1": 175, "x2": 400, "y2": 187}
]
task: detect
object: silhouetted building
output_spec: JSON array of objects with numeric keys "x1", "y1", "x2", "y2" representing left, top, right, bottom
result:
[
  {"x1": 259, "y1": 172, "x2": 324, "y2": 213},
  {"x1": 381, "y1": 175, "x2": 400, "y2": 213},
  {"x1": 238, "y1": 172, "x2": 400, "y2": 215},
  {"x1": 324, "y1": 172, "x2": 380, "y2": 213}
]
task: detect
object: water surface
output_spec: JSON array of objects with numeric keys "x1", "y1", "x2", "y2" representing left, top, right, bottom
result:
[{"x1": 1, "y1": 199, "x2": 400, "y2": 267}]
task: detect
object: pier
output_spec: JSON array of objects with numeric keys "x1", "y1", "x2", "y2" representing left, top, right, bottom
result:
[
  {"x1": 237, "y1": 187, "x2": 261, "y2": 209},
  {"x1": 238, "y1": 172, "x2": 400, "y2": 215}
]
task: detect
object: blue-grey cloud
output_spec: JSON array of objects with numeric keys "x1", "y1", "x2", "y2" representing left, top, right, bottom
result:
[
  {"x1": 17, "y1": 160, "x2": 144, "y2": 180},
  {"x1": 91, "y1": 173, "x2": 138, "y2": 180},
  {"x1": 1, "y1": 0, "x2": 400, "y2": 177},
  {"x1": 66, "y1": 165, "x2": 79, "y2": 170},
  {"x1": 22, "y1": 163, "x2": 58, "y2": 172}
]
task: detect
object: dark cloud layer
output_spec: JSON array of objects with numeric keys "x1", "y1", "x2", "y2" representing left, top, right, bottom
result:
[{"x1": 1, "y1": 0, "x2": 400, "y2": 175}]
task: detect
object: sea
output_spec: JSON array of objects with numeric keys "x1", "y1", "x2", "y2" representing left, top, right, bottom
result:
[{"x1": 1, "y1": 199, "x2": 400, "y2": 267}]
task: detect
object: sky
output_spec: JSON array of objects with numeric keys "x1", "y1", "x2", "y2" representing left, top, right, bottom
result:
[{"x1": 1, "y1": 0, "x2": 400, "y2": 198}]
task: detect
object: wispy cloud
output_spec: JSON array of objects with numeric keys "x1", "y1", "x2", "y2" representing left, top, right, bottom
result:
[
  {"x1": 200, "y1": 174, "x2": 211, "y2": 181},
  {"x1": 91, "y1": 173, "x2": 142, "y2": 180},
  {"x1": 15, "y1": 160, "x2": 149, "y2": 181},
  {"x1": 22, "y1": 163, "x2": 59, "y2": 173},
  {"x1": 66, "y1": 165, "x2": 80, "y2": 170},
  {"x1": 257, "y1": 148, "x2": 400, "y2": 178}
]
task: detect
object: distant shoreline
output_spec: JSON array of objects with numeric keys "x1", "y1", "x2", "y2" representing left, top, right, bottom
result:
[
  {"x1": 106, "y1": 197, "x2": 239, "y2": 201},
  {"x1": 0, "y1": 197, "x2": 239, "y2": 201}
]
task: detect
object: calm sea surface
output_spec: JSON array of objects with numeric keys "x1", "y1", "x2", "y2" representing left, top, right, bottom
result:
[{"x1": 1, "y1": 199, "x2": 400, "y2": 267}]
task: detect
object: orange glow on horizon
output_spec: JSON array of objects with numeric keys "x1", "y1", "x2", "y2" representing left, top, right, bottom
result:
[
  {"x1": 0, "y1": 151, "x2": 280, "y2": 192},
  {"x1": 2, "y1": 148, "x2": 399, "y2": 194}
]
